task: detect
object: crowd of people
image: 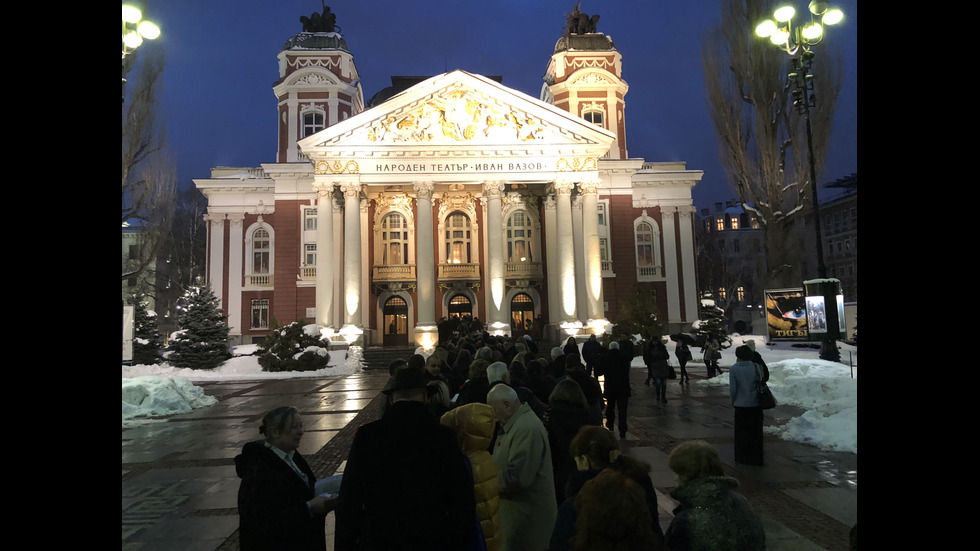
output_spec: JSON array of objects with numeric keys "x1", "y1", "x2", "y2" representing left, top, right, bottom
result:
[{"x1": 235, "y1": 329, "x2": 773, "y2": 551}]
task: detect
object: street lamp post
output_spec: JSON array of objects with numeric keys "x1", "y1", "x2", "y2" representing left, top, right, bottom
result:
[
  {"x1": 755, "y1": 1, "x2": 844, "y2": 361},
  {"x1": 122, "y1": 4, "x2": 161, "y2": 103}
]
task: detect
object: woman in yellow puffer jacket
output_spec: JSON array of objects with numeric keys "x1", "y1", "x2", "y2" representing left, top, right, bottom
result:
[{"x1": 441, "y1": 402, "x2": 502, "y2": 551}]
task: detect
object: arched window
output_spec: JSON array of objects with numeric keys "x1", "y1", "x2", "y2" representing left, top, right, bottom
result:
[
  {"x1": 507, "y1": 211, "x2": 533, "y2": 263},
  {"x1": 252, "y1": 228, "x2": 270, "y2": 274},
  {"x1": 445, "y1": 211, "x2": 472, "y2": 264},
  {"x1": 448, "y1": 294, "x2": 472, "y2": 318},
  {"x1": 634, "y1": 213, "x2": 662, "y2": 281},
  {"x1": 381, "y1": 213, "x2": 409, "y2": 265},
  {"x1": 510, "y1": 293, "x2": 534, "y2": 334},
  {"x1": 636, "y1": 222, "x2": 654, "y2": 267},
  {"x1": 302, "y1": 110, "x2": 325, "y2": 138}
]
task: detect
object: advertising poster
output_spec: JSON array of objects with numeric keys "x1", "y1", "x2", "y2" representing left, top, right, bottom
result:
[
  {"x1": 765, "y1": 288, "x2": 808, "y2": 341},
  {"x1": 805, "y1": 295, "x2": 828, "y2": 333}
]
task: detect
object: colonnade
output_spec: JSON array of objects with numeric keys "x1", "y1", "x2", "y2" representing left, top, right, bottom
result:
[{"x1": 307, "y1": 176, "x2": 607, "y2": 346}]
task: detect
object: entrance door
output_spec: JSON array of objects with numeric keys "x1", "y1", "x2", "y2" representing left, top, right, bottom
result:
[
  {"x1": 448, "y1": 294, "x2": 472, "y2": 336},
  {"x1": 383, "y1": 296, "x2": 409, "y2": 347},
  {"x1": 510, "y1": 293, "x2": 534, "y2": 337}
]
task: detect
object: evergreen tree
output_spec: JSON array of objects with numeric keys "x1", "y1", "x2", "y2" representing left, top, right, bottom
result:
[
  {"x1": 694, "y1": 294, "x2": 733, "y2": 351},
  {"x1": 166, "y1": 283, "x2": 231, "y2": 369},
  {"x1": 610, "y1": 284, "x2": 665, "y2": 346},
  {"x1": 130, "y1": 294, "x2": 163, "y2": 365},
  {"x1": 257, "y1": 321, "x2": 332, "y2": 372}
]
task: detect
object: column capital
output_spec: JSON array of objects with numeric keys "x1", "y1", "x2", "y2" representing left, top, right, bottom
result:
[
  {"x1": 482, "y1": 180, "x2": 505, "y2": 198},
  {"x1": 577, "y1": 179, "x2": 600, "y2": 195},
  {"x1": 413, "y1": 181, "x2": 435, "y2": 200},
  {"x1": 227, "y1": 213, "x2": 246, "y2": 225},
  {"x1": 543, "y1": 194, "x2": 557, "y2": 210},
  {"x1": 339, "y1": 182, "x2": 362, "y2": 199},
  {"x1": 313, "y1": 181, "x2": 335, "y2": 198},
  {"x1": 554, "y1": 180, "x2": 576, "y2": 196}
]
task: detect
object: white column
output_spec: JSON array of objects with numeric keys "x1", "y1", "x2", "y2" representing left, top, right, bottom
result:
[
  {"x1": 360, "y1": 197, "x2": 370, "y2": 334},
  {"x1": 340, "y1": 182, "x2": 363, "y2": 329},
  {"x1": 543, "y1": 195, "x2": 560, "y2": 327},
  {"x1": 226, "y1": 214, "x2": 245, "y2": 339},
  {"x1": 554, "y1": 180, "x2": 577, "y2": 323},
  {"x1": 332, "y1": 198, "x2": 345, "y2": 330},
  {"x1": 314, "y1": 181, "x2": 335, "y2": 329},
  {"x1": 571, "y1": 195, "x2": 587, "y2": 323},
  {"x1": 578, "y1": 179, "x2": 605, "y2": 327},
  {"x1": 205, "y1": 213, "x2": 226, "y2": 306},
  {"x1": 678, "y1": 206, "x2": 700, "y2": 323},
  {"x1": 414, "y1": 181, "x2": 437, "y2": 347},
  {"x1": 662, "y1": 207, "x2": 681, "y2": 327},
  {"x1": 484, "y1": 180, "x2": 507, "y2": 334}
]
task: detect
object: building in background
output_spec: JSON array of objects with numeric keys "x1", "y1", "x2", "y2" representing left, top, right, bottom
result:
[
  {"x1": 695, "y1": 174, "x2": 857, "y2": 340},
  {"x1": 195, "y1": 8, "x2": 703, "y2": 347}
]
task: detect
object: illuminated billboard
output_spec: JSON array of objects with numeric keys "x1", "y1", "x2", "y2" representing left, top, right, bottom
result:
[{"x1": 765, "y1": 288, "x2": 808, "y2": 341}]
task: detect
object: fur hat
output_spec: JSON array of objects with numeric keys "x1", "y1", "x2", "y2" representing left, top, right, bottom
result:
[
  {"x1": 735, "y1": 345, "x2": 754, "y2": 360},
  {"x1": 383, "y1": 367, "x2": 427, "y2": 395},
  {"x1": 745, "y1": 339, "x2": 757, "y2": 352}
]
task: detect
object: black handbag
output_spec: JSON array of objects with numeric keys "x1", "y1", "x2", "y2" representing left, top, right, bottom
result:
[
  {"x1": 756, "y1": 366, "x2": 776, "y2": 409},
  {"x1": 668, "y1": 366, "x2": 677, "y2": 380}
]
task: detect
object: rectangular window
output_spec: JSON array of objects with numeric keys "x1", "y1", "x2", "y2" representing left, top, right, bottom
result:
[
  {"x1": 736, "y1": 286, "x2": 745, "y2": 302},
  {"x1": 251, "y1": 299, "x2": 270, "y2": 329},
  {"x1": 305, "y1": 244, "x2": 316, "y2": 266},
  {"x1": 716, "y1": 218, "x2": 724, "y2": 231},
  {"x1": 304, "y1": 208, "x2": 317, "y2": 230},
  {"x1": 599, "y1": 238, "x2": 609, "y2": 262},
  {"x1": 730, "y1": 217, "x2": 739, "y2": 230}
]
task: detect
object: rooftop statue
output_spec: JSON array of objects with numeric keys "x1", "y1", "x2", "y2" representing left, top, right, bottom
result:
[
  {"x1": 300, "y1": 4, "x2": 340, "y2": 33},
  {"x1": 564, "y1": 2, "x2": 600, "y2": 36}
]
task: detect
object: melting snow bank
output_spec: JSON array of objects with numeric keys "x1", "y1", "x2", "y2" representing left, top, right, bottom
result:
[
  {"x1": 700, "y1": 358, "x2": 857, "y2": 454},
  {"x1": 122, "y1": 376, "x2": 218, "y2": 427}
]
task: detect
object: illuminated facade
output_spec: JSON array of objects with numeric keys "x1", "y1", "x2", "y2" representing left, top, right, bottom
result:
[{"x1": 196, "y1": 21, "x2": 703, "y2": 347}]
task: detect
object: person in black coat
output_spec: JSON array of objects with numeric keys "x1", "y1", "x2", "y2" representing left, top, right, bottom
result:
[
  {"x1": 335, "y1": 367, "x2": 476, "y2": 551},
  {"x1": 545, "y1": 379, "x2": 594, "y2": 505},
  {"x1": 581, "y1": 334, "x2": 602, "y2": 379},
  {"x1": 600, "y1": 342, "x2": 632, "y2": 438},
  {"x1": 235, "y1": 406, "x2": 334, "y2": 551},
  {"x1": 643, "y1": 338, "x2": 671, "y2": 404}
]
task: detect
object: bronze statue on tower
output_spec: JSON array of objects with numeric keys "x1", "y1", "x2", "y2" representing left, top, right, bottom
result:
[
  {"x1": 300, "y1": 3, "x2": 340, "y2": 33},
  {"x1": 565, "y1": 1, "x2": 600, "y2": 36}
]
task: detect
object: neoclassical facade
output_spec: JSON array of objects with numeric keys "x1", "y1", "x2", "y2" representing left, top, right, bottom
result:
[{"x1": 195, "y1": 20, "x2": 703, "y2": 348}]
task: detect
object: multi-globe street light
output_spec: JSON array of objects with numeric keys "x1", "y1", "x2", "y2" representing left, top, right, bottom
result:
[
  {"x1": 122, "y1": 4, "x2": 160, "y2": 102},
  {"x1": 755, "y1": 1, "x2": 844, "y2": 360}
]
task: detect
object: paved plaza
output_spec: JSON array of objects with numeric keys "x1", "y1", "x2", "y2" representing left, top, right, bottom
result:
[{"x1": 123, "y1": 361, "x2": 856, "y2": 550}]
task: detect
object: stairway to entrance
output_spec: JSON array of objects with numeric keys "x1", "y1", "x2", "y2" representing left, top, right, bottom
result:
[{"x1": 361, "y1": 346, "x2": 416, "y2": 370}]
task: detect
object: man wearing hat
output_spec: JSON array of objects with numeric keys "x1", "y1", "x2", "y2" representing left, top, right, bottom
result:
[
  {"x1": 728, "y1": 345, "x2": 764, "y2": 466},
  {"x1": 335, "y1": 366, "x2": 476, "y2": 550}
]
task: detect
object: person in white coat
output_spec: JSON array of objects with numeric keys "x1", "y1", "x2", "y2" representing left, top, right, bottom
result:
[{"x1": 487, "y1": 384, "x2": 557, "y2": 551}]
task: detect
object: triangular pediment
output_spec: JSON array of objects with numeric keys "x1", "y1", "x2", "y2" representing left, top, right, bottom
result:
[{"x1": 298, "y1": 70, "x2": 615, "y2": 156}]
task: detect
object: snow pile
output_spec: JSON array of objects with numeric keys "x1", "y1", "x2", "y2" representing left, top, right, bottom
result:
[{"x1": 122, "y1": 376, "x2": 218, "y2": 423}]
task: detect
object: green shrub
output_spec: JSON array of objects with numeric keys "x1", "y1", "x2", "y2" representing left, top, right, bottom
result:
[{"x1": 257, "y1": 321, "x2": 332, "y2": 372}]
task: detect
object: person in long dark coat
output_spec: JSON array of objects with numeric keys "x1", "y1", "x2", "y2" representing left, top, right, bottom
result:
[
  {"x1": 545, "y1": 379, "x2": 594, "y2": 505},
  {"x1": 643, "y1": 338, "x2": 671, "y2": 403},
  {"x1": 581, "y1": 334, "x2": 602, "y2": 379},
  {"x1": 335, "y1": 368, "x2": 476, "y2": 550},
  {"x1": 235, "y1": 406, "x2": 333, "y2": 551},
  {"x1": 600, "y1": 341, "x2": 632, "y2": 438}
]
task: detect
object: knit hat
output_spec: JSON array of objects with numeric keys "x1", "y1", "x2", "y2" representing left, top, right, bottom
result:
[
  {"x1": 551, "y1": 346, "x2": 565, "y2": 360},
  {"x1": 735, "y1": 345, "x2": 753, "y2": 360},
  {"x1": 745, "y1": 339, "x2": 756, "y2": 351},
  {"x1": 609, "y1": 341, "x2": 620, "y2": 350}
]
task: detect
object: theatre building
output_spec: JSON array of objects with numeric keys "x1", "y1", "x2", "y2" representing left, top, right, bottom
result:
[{"x1": 195, "y1": 15, "x2": 703, "y2": 348}]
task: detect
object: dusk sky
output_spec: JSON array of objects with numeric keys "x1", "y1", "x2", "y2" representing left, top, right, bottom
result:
[{"x1": 138, "y1": 0, "x2": 858, "y2": 210}]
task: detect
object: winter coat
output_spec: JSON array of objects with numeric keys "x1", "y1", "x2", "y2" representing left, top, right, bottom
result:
[
  {"x1": 752, "y1": 351, "x2": 770, "y2": 383},
  {"x1": 729, "y1": 360, "x2": 761, "y2": 408},
  {"x1": 644, "y1": 341, "x2": 671, "y2": 378},
  {"x1": 441, "y1": 403, "x2": 502, "y2": 551},
  {"x1": 664, "y1": 475, "x2": 766, "y2": 551},
  {"x1": 599, "y1": 348, "x2": 631, "y2": 399},
  {"x1": 550, "y1": 467, "x2": 663, "y2": 551},
  {"x1": 335, "y1": 400, "x2": 476, "y2": 551},
  {"x1": 234, "y1": 442, "x2": 325, "y2": 551},
  {"x1": 703, "y1": 339, "x2": 721, "y2": 364},
  {"x1": 544, "y1": 402, "x2": 594, "y2": 504},
  {"x1": 457, "y1": 376, "x2": 491, "y2": 406},
  {"x1": 581, "y1": 338, "x2": 602, "y2": 368},
  {"x1": 492, "y1": 402, "x2": 558, "y2": 551},
  {"x1": 675, "y1": 343, "x2": 693, "y2": 365}
]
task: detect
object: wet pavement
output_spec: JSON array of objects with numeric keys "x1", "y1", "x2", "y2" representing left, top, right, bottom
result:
[{"x1": 122, "y1": 361, "x2": 856, "y2": 550}]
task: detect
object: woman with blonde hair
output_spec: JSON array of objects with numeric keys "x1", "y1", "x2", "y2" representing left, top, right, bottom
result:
[
  {"x1": 664, "y1": 440, "x2": 766, "y2": 551},
  {"x1": 549, "y1": 425, "x2": 663, "y2": 551}
]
